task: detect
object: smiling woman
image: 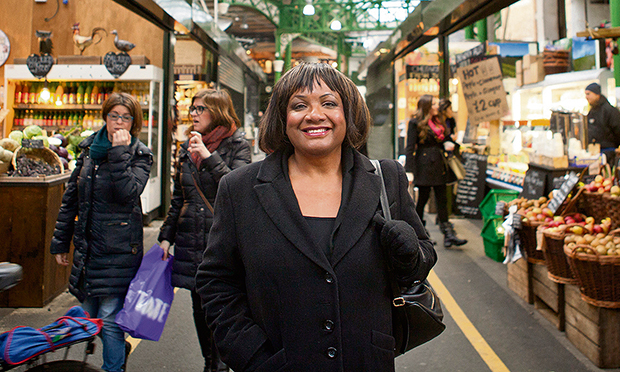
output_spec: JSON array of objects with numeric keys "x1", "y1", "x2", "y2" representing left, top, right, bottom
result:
[{"x1": 195, "y1": 62, "x2": 437, "y2": 372}]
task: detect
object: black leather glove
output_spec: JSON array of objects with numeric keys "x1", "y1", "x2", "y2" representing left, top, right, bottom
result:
[{"x1": 373, "y1": 213, "x2": 420, "y2": 270}]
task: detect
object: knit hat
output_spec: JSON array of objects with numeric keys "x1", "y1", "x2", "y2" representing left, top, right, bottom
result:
[{"x1": 585, "y1": 83, "x2": 601, "y2": 95}]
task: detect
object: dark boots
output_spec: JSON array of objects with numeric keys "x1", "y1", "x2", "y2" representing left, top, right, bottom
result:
[{"x1": 440, "y1": 221, "x2": 467, "y2": 248}]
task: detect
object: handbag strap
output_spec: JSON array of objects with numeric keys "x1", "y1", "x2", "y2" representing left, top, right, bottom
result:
[
  {"x1": 370, "y1": 159, "x2": 406, "y2": 308},
  {"x1": 190, "y1": 171, "x2": 215, "y2": 214}
]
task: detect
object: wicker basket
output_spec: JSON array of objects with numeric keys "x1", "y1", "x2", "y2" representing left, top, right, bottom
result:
[
  {"x1": 517, "y1": 219, "x2": 545, "y2": 264},
  {"x1": 540, "y1": 224, "x2": 586, "y2": 285},
  {"x1": 565, "y1": 241, "x2": 620, "y2": 308},
  {"x1": 579, "y1": 191, "x2": 607, "y2": 223},
  {"x1": 11, "y1": 146, "x2": 64, "y2": 174},
  {"x1": 601, "y1": 193, "x2": 620, "y2": 230}
]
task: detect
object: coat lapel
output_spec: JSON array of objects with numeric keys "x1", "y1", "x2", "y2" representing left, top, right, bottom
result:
[
  {"x1": 330, "y1": 150, "x2": 382, "y2": 266},
  {"x1": 254, "y1": 152, "x2": 333, "y2": 271}
]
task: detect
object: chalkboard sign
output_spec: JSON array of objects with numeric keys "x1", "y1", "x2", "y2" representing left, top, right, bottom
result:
[
  {"x1": 548, "y1": 172, "x2": 580, "y2": 214},
  {"x1": 455, "y1": 153, "x2": 488, "y2": 219},
  {"x1": 21, "y1": 139, "x2": 44, "y2": 149},
  {"x1": 520, "y1": 167, "x2": 546, "y2": 199}
]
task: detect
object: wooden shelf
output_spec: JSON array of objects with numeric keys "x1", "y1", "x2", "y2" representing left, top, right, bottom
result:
[
  {"x1": 576, "y1": 26, "x2": 620, "y2": 39},
  {"x1": 13, "y1": 104, "x2": 148, "y2": 110}
]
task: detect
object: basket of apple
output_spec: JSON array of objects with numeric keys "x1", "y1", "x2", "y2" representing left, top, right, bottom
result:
[
  {"x1": 515, "y1": 198, "x2": 552, "y2": 264},
  {"x1": 541, "y1": 215, "x2": 607, "y2": 284},
  {"x1": 564, "y1": 226, "x2": 620, "y2": 308},
  {"x1": 581, "y1": 175, "x2": 614, "y2": 226}
]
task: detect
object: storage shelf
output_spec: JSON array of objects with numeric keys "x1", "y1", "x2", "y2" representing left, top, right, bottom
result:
[{"x1": 13, "y1": 104, "x2": 148, "y2": 110}]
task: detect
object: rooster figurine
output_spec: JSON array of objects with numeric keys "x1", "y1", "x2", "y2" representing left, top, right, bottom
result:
[
  {"x1": 111, "y1": 30, "x2": 136, "y2": 53},
  {"x1": 72, "y1": 23, "x2": 107, "y2": 55}
]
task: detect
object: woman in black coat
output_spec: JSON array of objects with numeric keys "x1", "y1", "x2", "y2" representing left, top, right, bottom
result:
[
  {"x1": 405, "y1": 94, "x2": 466, "y2": 248},
  {"x1": 158, "y1": 89, "x2": 251, "y2": 372},
  {"x1": 195, "y1": 63, "x2": 437, "y2": 372},
  {"x1": 51, "y1": 93, "x2": 153, "y2": 372}
]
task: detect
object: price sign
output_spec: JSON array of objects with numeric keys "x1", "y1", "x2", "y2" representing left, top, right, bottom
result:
[
  {"x1": 547, "y1": 172, "x2": 580, "y2": 214},
  {"x1": 456, "y1": 57, "x2": 509, "y2": 125},
  {"x1": 21, "y1": 139, "x2": 44, "y2": 149}
]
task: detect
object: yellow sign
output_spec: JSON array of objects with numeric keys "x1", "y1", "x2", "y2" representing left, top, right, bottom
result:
[{"x1": 457, "y1": 58, "x2": 509, "y2": 125}]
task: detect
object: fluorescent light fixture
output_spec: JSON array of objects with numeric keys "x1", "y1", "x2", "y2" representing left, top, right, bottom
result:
[{"x1": 330, "y1": 20, "x2": 342, "y2": 31}]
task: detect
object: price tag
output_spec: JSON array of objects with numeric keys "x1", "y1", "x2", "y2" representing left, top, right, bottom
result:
[
  {"x1": 21, "y1": 139, "x2": 44, "y2": 149},
  {"x1": 547, "y1": 172, "x2": 580, "y2": 214}
]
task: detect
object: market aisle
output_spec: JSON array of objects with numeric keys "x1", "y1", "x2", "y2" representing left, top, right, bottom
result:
[{"x1": 1, "y1": 218, "x2": 619, "y2": 371}]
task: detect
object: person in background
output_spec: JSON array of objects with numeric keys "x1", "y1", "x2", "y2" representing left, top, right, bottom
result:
[
  {"x1": 439, "y1": 98, "x2": 458, "y2": 142},
  {"x1": 158, "y1": 89, "x2": 251, "y2": 372},
  {"x1": 405, "y1": 94, "x2": 467, "y2": 248},
  {"x1": 51, "y1": 92, "x2": 153, "y2": 372},
  {"x1": 195, "y1": 62, "x2": 436, "y2": 372},
  {"x1": 584, "y1": 83, "x2": 620, "y2": 165}
]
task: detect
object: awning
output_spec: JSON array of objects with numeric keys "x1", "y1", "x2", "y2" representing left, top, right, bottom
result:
[{"x1": 358, "y1": 0, "x2": 520, "y2": 79}]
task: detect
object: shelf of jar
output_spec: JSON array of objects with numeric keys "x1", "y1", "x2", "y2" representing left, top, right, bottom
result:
[{"x1": 13, "y1": 104, "x2": 149, "y2": 110}]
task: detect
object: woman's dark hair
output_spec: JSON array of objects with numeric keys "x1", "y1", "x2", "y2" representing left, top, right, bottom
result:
[
  {"x1": 414, "y1": 94, "x2": 445, "y2": 143},
  {"x1": 191, "y1": 89, "x2": 241, "y2": 134},
  {"x1": 102, "y1": 92, "x2": 143, "y2": 137},
  {"x1": 259, "y1": 62, "x2": 371, "y2": 153},
  {"x1": 439, "y1": 98, "x2": 452, "y2": 113}
]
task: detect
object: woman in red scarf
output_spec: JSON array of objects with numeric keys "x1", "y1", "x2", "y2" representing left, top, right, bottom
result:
[
  {"x1": 405, "y1": 94, "x2": 467, "y2": 248},
  {"x1": 158, "y1": 89, "x2": 251, "y2": 372}
]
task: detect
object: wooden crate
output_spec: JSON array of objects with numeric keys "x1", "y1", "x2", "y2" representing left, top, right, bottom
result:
[
  {"x1": 532, "y1": 263, "x2": 566, "y2": 331},
  {"x1": 565, "y1": 284, "x2": 620, "y2": 368},
  {"x1": 130, "y1": 55, "x2": 150, "y2": 65},
  {"x1": 507, "y1": 258, "x2": 532, "y2": 304},
  {"x1": 0, "y1": 173, "x2": 72, "y2": 307}
]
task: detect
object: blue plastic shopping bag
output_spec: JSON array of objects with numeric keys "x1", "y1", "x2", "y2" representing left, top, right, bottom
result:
[{"x1": 115, "y1": 244, "x2": 174, "y2": 341}]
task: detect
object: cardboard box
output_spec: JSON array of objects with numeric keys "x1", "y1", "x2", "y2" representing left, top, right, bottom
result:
[
  {"x1": 523, "y1": 54, "x2": 543, "y2": 70},
  {"x1": 515, "y1": 60, "x2": 523, "y2": 87},
  {"x1": 130, "y1": 55, "x2": 150, "y2": 65},
  {"x1": 523, "y1": 59, "x2": 545, "y2": 85}
]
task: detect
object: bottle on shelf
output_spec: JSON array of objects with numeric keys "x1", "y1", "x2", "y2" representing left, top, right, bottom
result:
[
  {"x1": 84, "y1": 82, "x2": 92, "y2": 105},
  {"x1": 14, "y1": 82, "x2": 22, "y2": 104},
  {"x1": 61, "y1": 112, "x2": 68, "y2": 127},
  {"x1": 68, "y1": 82, "x2": 75, "y2": 104},
  {"x1": 76, "y1": 82, "x2": 85, "y2": 105},
  {"x1": 91, "y1": 82, "x2": 99, "y2": 105},
  {"x1": 28, "y1": 83, "x2": 36, "y2": 104},
  {"x1": 62, "y1": 82, "x2": 68, "y2": 105}
]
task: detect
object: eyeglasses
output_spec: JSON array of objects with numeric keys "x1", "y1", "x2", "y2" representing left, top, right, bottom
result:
[
  {"x1": 107, "y1": 112, "x2": 134, "y2": 123},
  {"x1": 189, "y1": 105, "x2": 207, "y2": 115}
]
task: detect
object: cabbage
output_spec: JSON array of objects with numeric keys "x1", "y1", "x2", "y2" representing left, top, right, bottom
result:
[
  {"x1": 8, "y1": 131, "x2": 23, "y2": 144},
  {"x1": 80, "y1": 130, "x2": 95, "y2": 138},
  {"x1": 23, "y1": 125, "x2": 42, "y2": 139},
  {"x1": 47, "y1": 137, "x2": 63, "y2": 147},
  {"x1": 0, "y1": 138, "x2": 19, "y2": 152}
]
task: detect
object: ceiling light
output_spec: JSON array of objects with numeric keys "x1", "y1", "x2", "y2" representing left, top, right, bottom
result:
[
  {"x1": 330, "y1": 20, "x2": 342, "y2": 31},
  {"x1": 303, "y1": 2, "x2": 315, "y2": 16}
]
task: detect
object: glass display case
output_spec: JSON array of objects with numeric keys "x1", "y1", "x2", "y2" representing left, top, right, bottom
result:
[{"x1": 3, "y1": 64, "x2": 164, "y2": 216}]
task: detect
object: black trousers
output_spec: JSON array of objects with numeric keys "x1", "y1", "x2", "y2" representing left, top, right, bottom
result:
[
  {"x1": 190, "y1": 289, "x2": 221, "y2": 369},
  {"x1": 416, "y1": 185, "x2": 448, "y2": 224}
]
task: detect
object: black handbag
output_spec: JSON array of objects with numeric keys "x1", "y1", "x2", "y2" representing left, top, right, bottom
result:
[{"x1": 371, "y1": 159, "x2": 446, "y2": 355}]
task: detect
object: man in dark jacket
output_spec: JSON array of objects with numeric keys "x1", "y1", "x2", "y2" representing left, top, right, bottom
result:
[{"x1": 585, "y1": 82, "x2": 620, "y2": 164}]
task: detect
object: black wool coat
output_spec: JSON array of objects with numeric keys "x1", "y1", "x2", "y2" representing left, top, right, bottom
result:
[
  {"x1": 587, "y1": 95, "x2": 620, "y2": 150},
  {"x1": 195, "y1": 147, "x2": 436, "y2": 372},
  {"x1": 158, "y1": 128, "x2": 251, "y2": 289},
  {"x1": 50, "y1": 133, "x2": 153, "y2": 300},
  {"x1": 405, "y1": 117, "x2": 451, "y2": 186}
]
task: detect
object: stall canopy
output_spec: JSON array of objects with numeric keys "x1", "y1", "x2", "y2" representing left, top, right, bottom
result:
[{"x1": 358, "y1": 0, "x2": 520, "y2": 79}]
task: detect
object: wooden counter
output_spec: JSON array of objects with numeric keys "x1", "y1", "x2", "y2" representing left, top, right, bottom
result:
[{"x1": 0, "y1": 172, "x2": 72, "y2": 307}]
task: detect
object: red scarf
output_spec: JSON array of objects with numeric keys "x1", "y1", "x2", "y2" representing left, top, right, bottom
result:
[
  {"x1": 428, "y1": 117, "x2": 445, "y2": 141},
  {"x1": 190, "y1": 125, "x2": 237, "y2": 166}
]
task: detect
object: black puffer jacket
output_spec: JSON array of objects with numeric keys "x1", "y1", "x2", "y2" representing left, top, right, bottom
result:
[
  {"x1": 587, "y1": 95, "x2": 620, "y2": 150},
  {"x1": 50, "y1": 132, "x2": 153, "y2": 301},
  {"x1": 158, "y1": 128, "x2": 251, "y2": 290}
]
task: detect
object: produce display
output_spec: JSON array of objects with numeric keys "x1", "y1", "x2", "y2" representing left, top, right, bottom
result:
[
  {"x1": 0, "y1": 124, "x2": 93, "y2": 177},
  {"x1": 564, "y1": 218, "x2": 619, "y2": 256}
]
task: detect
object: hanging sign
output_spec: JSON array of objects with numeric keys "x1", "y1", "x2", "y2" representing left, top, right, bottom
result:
[
  {"x1": 456, "y1": 57, "x2": 509, "y2": 125},
  {"x1": 547, "y1": 172, "x2": 580, "y2": 214},
  {"x1": 104, "y1": 51, "x2": 131, "y2": 78},
  {"x1": 26, "y1": 54, "x2": 54, "y2": 79}
]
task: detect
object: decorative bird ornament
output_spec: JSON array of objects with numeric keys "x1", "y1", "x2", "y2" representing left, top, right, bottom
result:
[
  {"x1": 72, "y1": 23, "x2": 107, "y2": 55},
  {"x1": 35, "y1": 30, "x2": 53, "y2": 55},
  {"x1": 111, "y1": 30, "x2": 136, "y2": 53}
]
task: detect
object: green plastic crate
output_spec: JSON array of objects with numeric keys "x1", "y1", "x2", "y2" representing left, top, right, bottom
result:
[
  {"x1": 481, "y1": 217, "x2": 506, "y2": 262},
  {"x1": 479, "y1": 189, "x2": 520, "y2": 220}
]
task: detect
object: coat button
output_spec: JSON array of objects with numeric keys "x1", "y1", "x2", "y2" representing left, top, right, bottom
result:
[
  {"x1": 200, "y1": 207, "x2": 204, "y2": 211},
  {"x1": 324, "y1": 273, "x2": 333, "y2": 283},
  {"x1": 131, "y1": 247, "x2": 138, "y2": 254},
  {"x1": 323, "y1": 320, "x2": 334, "y2": 331},
  {"x1": 326, "y1": 347, "x2": 337, "y2": 358}
]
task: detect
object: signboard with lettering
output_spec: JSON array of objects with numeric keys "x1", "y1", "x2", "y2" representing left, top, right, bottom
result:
[
  {"x1": 456, "y1": 57, "x2": 509, "y2": 125},
  {"x1": 520, "y1": 167, "x2": 547, "y2": 199},
  {"x1": 455, "y1": 153, "x2": 488, "y2": 219},
  {"x1": 547, "y1": 172, "x2": 580, "y2": 214}
]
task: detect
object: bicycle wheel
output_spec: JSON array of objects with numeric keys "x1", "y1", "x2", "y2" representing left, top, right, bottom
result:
[{"x1": 25, "y1": 360, "x2": 104, "y2": 372}]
